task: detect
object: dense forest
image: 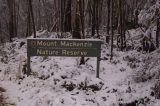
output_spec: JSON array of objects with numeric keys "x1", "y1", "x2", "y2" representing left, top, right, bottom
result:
[
  {"x1": 0, "y1": 0, "x2": 160, "y2": 106},
  {"x1": 0, "y1": 0, "x2": 159, "y2": 48}
]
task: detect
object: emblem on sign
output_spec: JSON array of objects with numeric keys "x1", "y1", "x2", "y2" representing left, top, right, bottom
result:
[{"x1": 31, "y1": 41, "x2": 37, "y2": 46}]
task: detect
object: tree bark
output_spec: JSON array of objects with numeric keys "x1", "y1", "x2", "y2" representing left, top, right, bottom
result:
[
  {"x1": 60, "y1": 0, "x2": 64, "y2": 32},
  {"x1": 92, "y1": 0, "x2": 96, "y2": 37},
  {"x1": 110, "y1": 0, "x2": 114, "y2": 60},
  {"x1": 119, "y1": 0, "x2": 124, "y2": 51},
  {"x1": 122, "y1": 0, "x2": 126, "y2": 49},
  {"x1": 79, "y1": 0, "x2": 85, "y2": 38},
  {"x1": 72, "y1": 0, "x2": 85, "y2": 64},
  {"x1": 13, "y1": 0, "x2": 17, "y2": 37},
  {"x1": 26, "y1": 6, "x2": 31, "y2": 37},
  {"x1": 28, "y1": 0, "x2": 36, "y2": 38},
  {"x1": 107, "y1": 0, "x2": 111, "y2": 35},
  {"x1": 7, "y1": 0, "x2": 14, "y2": 42},
  {"x1": 156, "y1": 9, "x2": 160, "y2": 48},
  {"x1": 72, "y1": 0, "x2": 81, "y2": 39},
  {"x1": 64, "y1": 0, "x2": 72, "y2": 32},
  {"x1": 96, "y1": 0, "x2": 100, "y2": 38}
]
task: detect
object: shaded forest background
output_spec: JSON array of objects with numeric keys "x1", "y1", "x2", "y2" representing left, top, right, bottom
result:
[{"x1": 0, "y1": 0, "x2": 159, "y2": 51}]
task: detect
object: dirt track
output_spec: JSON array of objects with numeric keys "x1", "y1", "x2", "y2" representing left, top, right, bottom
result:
[
  {"x1": 0, "y1": 87, "x2": 15, "y2": 106},
  {"x1": 0, "y1": 87, "x2": 6, "y2": 106}
]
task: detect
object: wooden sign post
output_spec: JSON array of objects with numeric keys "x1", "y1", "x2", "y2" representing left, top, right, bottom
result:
[{"x1": 27, "y1": 38, "x2": 102, "y2": 78}]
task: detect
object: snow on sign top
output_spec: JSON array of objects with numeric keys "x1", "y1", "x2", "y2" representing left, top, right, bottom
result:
[{"x1": 27, "y1": 38, "x2": 102, "y2": 41}]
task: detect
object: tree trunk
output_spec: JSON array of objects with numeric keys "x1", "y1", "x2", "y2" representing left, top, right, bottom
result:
[
  {"x1": 92, "y1": 0, "x2": 96, "y2": 37},
  {"x1": 64, "y1": 0, "x2": 72, "y2": 32},
  {"x1": 107, "y1": 0, "x2": 111, "y2": 35},
  {"x1": 119, "y1": 0, "x2": 124, "y2": 51},
  {"x1": 122, "y1": 0, "x2": 126, "y2": 49},
  {"x1": 96, "y1": 0, "x2": 100, "y2": 38},
  {"x1": 58, "y1": 0, "x2": 61, "y2": 33},
  {"x1": 72, "y1": 0, "x2": 81, "y2": 39},
  {"x1": 26, "y1": 6, "x2": 31, "y2": 37},
  {"x1": 72, "y1": 0, "x2": 85, "y2": 64},
  {"x1": 79, "y1": 0, "x2": 85, "y2": 65},
  {"x1": 13, "y1": 0, "x2": 17, "y2": 37},
  {"x1": 98, "y1": 0, "x2": 104, "y2": 29},
  {"x1": 7, "y1": 0, "x2": 14, "y2": 42},
  {"x1": 28, "y1": 0, "x2": 36, "y2": 38},
  {"x1": 156, "y1": 9, "x2": 160, "y2": 48},
  {"x1": 79, "y1": 0, "x2": 85, "y2": 39},
  {"x1": 37, "y1": 0, "x2": 41, "y2": 30},
  {"x1": 60, "y1": 0, "x2": 65, "y2": 32},
  {"x1": 0, "y1": 20, "x2": 1, "y2": 39},
  {"x1": 88, "y1": 0, "x2": 92, "y2": 28},
  {"x1": 110, "y1": 0, "x2": 114, "y2": 60},
  {"x1": 16, "y1": 0, "x2": 20, "y2": 36}
]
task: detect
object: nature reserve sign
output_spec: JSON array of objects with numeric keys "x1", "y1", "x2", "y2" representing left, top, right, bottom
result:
[{"x1": 27, "y1": 38, "x2": 102, "y2": 78}]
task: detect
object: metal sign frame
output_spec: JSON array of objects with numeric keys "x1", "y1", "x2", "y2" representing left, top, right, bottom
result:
[{"x1": 27, "y1": 38, "x2": 102, "y2": 78}]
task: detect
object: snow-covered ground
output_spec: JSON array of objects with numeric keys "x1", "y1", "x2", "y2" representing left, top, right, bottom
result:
[
  {"x1": 0, "y1": 1, "x2": 160, "y2": 105},
  {"x1": 0, "y1": 30, "x2": 160, "y2": 106}
]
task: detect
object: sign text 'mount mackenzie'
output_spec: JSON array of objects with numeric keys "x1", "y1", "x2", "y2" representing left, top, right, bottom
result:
[
  {"x1": 33, "y1": 40, "x2": 93, "y2": 48},
  {"x1": 27, "y1": 38, "x2": 102, "y2": 78}
]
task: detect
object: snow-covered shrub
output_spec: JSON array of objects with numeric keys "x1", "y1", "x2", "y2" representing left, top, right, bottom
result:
[
  {"x1": 139, "y1": 0, "x2": 160, "y2": 27},
  {"x1": 61, "y1": 81, "x2": 76, "y2": 91},
  {"x1": 0, "y1": 87, "x2": 6, "y2": 92},
  {"x1": 119, "y1": 97, "x2": 151, "y2": 106},
  {"x1": 78, "y1": 81, "x2": 103, "y2": 92},
  {"x1": 141, "y1": 35, "x2": 156, "y2": 53},
  {"x1": 133, "y1": 49, "x2": 160, "y2": 83},
  {"x1": 123, "y1": 55, "x2": 140, "y2": 69},
  {"x1": 119, "y1": 100, "x2": 138, "y2": 106},
  {"x1": 151, "y1": 80, "x2": 160, "y2": 99},
  {"x1": 132, "y1": 70, "x2": 152, "y2": 83}
]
